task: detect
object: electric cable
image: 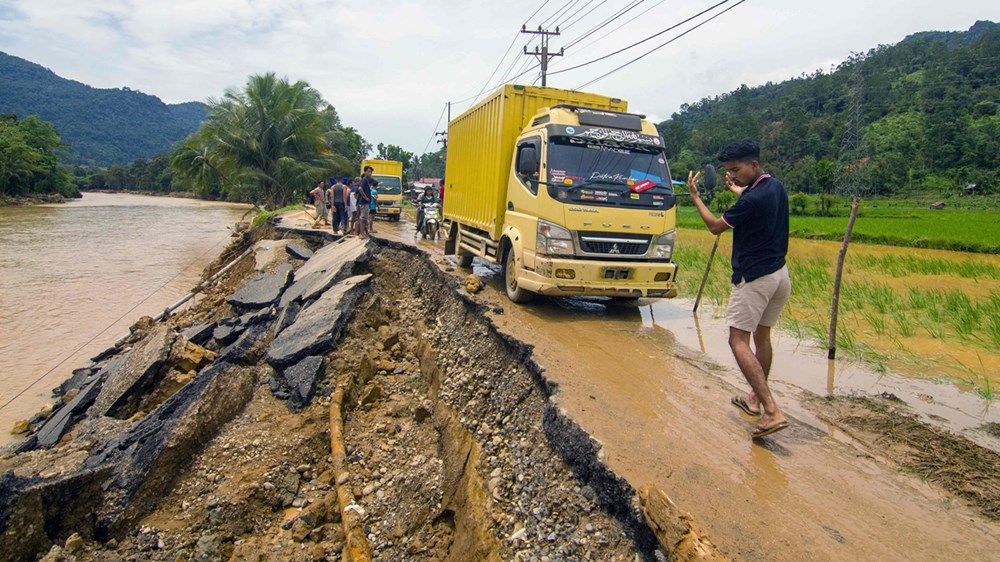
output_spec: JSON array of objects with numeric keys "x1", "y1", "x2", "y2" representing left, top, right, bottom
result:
[
  {"x1": 566, "y1": 0, "x2": 668, "y2": 55},
  {"x1": 563, "y1": 0, "x2": 645, "y2": 51},
  {"x1": 577, "y1": 0, "x2": 748, "y2": 89},
  {"x1": 422, "y1": 102, "x2": 447, "y2": 153},
  {"x1": 549, "y1": 0, "x2": 731, "y2": 77}
]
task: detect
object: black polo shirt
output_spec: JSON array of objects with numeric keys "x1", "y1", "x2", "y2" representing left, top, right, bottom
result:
[{"x1": 721, "y1": 174, "x2": 789, "y2": 284}]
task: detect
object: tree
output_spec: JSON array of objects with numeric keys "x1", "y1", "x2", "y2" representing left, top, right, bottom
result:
[{"x1": 172, "y1": 73, "x2": 348, "y2": 208}]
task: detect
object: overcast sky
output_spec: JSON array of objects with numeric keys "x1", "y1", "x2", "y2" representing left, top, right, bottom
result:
[{"x1": 1, "y1": 1, "x2": 997, "y2": 154}]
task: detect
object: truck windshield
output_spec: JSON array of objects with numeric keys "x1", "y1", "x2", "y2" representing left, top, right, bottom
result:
[
  {"x1": 546, "y1": 136, "x2": 675, "y2": 210},
  {"x1": 373, "y1": 175, "x2": 402, "y2": 195}
]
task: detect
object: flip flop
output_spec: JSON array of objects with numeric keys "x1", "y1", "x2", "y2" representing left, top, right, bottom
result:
[
  {"x1": 731, "y1": 395, "x2": 761, "y2": 417},
  {"x1": 752, "y1": 420, "x2": 790, "y2": 439}
]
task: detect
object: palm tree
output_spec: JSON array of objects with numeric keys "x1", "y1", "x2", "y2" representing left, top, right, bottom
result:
[{"x1": 173, "y1": 73, "x2": 351, "y2": 208}]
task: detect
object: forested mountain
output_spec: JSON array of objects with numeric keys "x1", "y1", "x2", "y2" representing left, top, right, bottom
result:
[
  {"x1": 0, "y1": 52, "x2": 205, "y2": 166},
  {"x1": 658, "y1": 20, "x2": 1000, "y2": 195}
]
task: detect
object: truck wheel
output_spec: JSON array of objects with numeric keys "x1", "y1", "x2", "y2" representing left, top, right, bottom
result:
[{"x1": 504, "y1": 249, "x2": 534, "y2": 304}]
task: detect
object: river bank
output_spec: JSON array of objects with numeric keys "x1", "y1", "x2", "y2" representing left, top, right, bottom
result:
[{"x1": 0, "y1": 193, "x2": 77, "y2": 207}]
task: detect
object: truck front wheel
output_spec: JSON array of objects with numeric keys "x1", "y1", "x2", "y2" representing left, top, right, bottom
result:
[{"x1": 504, "y1": 248, "x2": 534, "y2": 303}]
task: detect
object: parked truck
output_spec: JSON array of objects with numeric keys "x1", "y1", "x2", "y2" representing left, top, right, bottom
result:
[
  {"x1": 361, "y1": 159, "x2": 403, "y2": 221},
  {"x1": 443, "y1": 84, "x2": 678, "y2": 303}
]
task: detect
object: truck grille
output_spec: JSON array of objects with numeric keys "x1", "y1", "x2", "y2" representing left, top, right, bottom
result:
[{"x1": 579, "y1": 233, "x2": 651, "y2": 256}]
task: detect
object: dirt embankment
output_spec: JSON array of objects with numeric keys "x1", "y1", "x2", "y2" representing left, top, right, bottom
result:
[{"x1": 0, "y1": 226, "x2": 678, "y2": 562}]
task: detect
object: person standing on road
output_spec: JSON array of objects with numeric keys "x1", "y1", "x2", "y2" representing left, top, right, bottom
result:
[
  {"x1": 357, "y1": 168, "x2": 374, "y2": 238},
  {"x1": 328, "y1": 176, "x2": 347, "y2": 234},
  {"x1": 686, "y1": 139, "x2": 791, "y2": 439},
  {"x1": 438, "y1": 178, "x2": 445, "y2": 204},
  {"x1": 309, "y1": 181, "x2": 328, "y2": 225},
  {"x1": 368, "y1": 179, "x2": 379, "y2": 234}
]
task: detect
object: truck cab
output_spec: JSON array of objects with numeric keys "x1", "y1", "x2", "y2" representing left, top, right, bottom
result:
[
  {"x1": 444, "y1": 85, "x2": 678, "y2": 303},
  {"x1": 361, "y1": 159, "x2": 403, "y2": 221}
]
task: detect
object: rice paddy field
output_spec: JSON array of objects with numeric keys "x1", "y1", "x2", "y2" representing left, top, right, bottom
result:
[
  {"x1": 674, "y1": 228, "x2": 1000, "y2": 398},
  {"x1": 676, "y1": 202, "x2": 1000, "y2": 254}
]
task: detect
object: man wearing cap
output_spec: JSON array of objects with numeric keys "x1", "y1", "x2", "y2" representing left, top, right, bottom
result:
[{"x1": 686, "y1": 139, "x2": 791, "y2": 439}]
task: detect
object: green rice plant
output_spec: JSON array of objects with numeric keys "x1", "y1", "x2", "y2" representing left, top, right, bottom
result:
[
  {"x1": 852, "y1": 253, "x2": 1000, "y2": 280},
  {"x1": 987, "y1": 315, "x2": 1000, "y2": 349},
  {"x1": 921, "y1": 317, "x2": 946, "y2": 339},
  {"x1": 836, "y1": 325, "x2": 859, "y2": 356},
  {"x1": 862, "y1": 309, "x2": 888, "y2": 336},
  {"x1": 978, "y1": 376, "x2": 995, "y2": 401},
  {"x1": 892, "y1": 312, "x2": 916, "y2": 337},
  {"x1": 942, "y1": 290, "x2": 980, "y2": 340}
]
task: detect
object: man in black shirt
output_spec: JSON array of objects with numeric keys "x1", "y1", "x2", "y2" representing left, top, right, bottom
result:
[{"x1": 686, "y1": 139, "x2": 791, "y2": 438}]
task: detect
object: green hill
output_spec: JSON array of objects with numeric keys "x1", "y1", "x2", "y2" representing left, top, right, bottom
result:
[
  {"x1": 0, "y1": 51, "x2": 206, "y2": 166},
  {"x1": 658, "y1": 21, "x2": 1000, "y2": 195}
]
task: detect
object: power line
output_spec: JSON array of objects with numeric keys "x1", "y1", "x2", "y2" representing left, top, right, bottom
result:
[
  {"x1": 565, "y1": 0, "x2": 667, "y2": 55},
  {"x1": 549, "y1": 0, "x2": 731, "y2": 77},
  {"x1": 562, "y1": 0, "x2": 645, "y2": 51},
  {"x1": 540, "y1": 0, "x2": 579, "y2": 27},
  {"x1": 556, "y1": 0, "x2": 602, "y2": 30},
  {"x1": 577, "y1": 0, "x2": 748, "y2": 89},
  {"x1": 422, "y1": 103, "x2": 447, "y2": 153},
  {"x1": 522, "y1": 26, "x2": 564, "y2": 87}
]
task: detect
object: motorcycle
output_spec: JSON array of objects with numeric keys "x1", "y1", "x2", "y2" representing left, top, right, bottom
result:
[{"x1": 420, "y1": 202, "x2": 440, "y2": 240}]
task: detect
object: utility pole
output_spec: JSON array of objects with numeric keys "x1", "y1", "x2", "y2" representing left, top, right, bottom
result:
[
  {"x1": 521, "y1": 25, "x2": 563, "y2": 87},
  {"x1": 435, "y1": 102, "x2": 450, "y2": 152}
]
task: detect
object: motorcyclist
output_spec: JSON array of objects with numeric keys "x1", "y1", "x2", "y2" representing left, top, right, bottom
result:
[{"x1": 416, "y1": 186, "x2": 437, "y2": 231}]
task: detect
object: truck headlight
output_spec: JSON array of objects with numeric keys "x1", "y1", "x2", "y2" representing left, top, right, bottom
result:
[
  {"x1": 537, "y1": 220, "x2": 574, "y2": 256},
  {"x1": 654, "y1": 230, "x2": 676, "y2": 259}
]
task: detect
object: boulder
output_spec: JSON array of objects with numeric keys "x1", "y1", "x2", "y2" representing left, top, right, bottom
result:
[
  {"x1": 286, "y1": 242, "x2": 314, "y2": 261},
  {"x1": 226, "y1": 263, "x2": 293, "y2": 310},
  {"x1": 266, "y1": 275, "x2": 372, "y2": 367},
  {"x1": 465, "y1": 274, "x2": 484, "y2": 294}
]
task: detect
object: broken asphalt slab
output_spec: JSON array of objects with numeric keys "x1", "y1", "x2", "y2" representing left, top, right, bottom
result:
[
  {"x1": 290, "y1": 237, "x2": 368, "y2": 280},
  {"x1": 285, "y1": 242, "x2": 313, "y2": 260},
  {"x1": 225, "y1": 262, "x2": 292, "y2": 309},
  {"x1": 266, "y1": 274, "x2": 372, "y2": 367},
  {"x1": 88, "y1": 324, "x2": 175, "y2": 419}
]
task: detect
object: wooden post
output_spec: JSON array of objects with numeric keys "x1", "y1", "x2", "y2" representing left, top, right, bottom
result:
[
  {"x1": 828, "y1": 196, "x2": 861, "y2": 359},
  {"x1": 693, "y1": 235, "x2": 721, "y2": 314}
]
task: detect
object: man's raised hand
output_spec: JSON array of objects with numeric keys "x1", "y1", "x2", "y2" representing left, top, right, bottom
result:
[{"x1": 686, "y1": 170, "x2": 702, "y2": 198}]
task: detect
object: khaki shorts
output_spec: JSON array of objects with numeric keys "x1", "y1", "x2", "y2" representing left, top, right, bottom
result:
[{"x1": 726, "y1": 265, "x2": 791, "y2": 333}]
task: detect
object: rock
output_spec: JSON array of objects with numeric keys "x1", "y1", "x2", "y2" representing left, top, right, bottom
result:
[
  {"x1": 39, "y1": 545, "x2": 64, "y2": 562},
  {"x1": 90, "y1": 323, "x2": 176, "y2": 418},
  {"x1": 194, "y1": 533, "x2": 221, "y2": 562},
  {"x1": 290, "y1": 519, "x2": 311, "y2": 542},
  {"x1": 377, "y1": 326, "x2": 400, "y2": 349},
  {"x1": 226, "y1": 262, "x2": 293, "y2": 309},
  {"x1": 360, "y1": 384, "x2": 384, "y2": 406},
  {"x1": 63, "y1": 533, "x2": 83, "y2": 554},
  {"x1": 175, "y1": 341, "x2": 217, "y2": 373},
  {"x1": 266, "y1": 275, "x2": 372, "y2": 367},
  {"x1": 286, "y1": 242, "x2": 314, "y2": 260},
  {"x1": 10, "y1": 419, "x2": 29, "y2": 435},
  {"x1": 929, "y1": 201, "x2": 946, "y2": 210},
  {"x1": 182, "y1": 323, "x2": 216, "y2": 346},
  {"x1": 465, "y1": 274, "x2": 484, "y2": 294}
]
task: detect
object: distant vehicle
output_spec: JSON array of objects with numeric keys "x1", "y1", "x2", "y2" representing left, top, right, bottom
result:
[
  {"x1": 361, "y1": 159, "x2": 403, "y2": 221},
  {"x1": 443, "y1": 84, "x2": 679, "y2": 303},
  {"x1": 421, "y1": 201, "x2": 440, "y2": 240}
]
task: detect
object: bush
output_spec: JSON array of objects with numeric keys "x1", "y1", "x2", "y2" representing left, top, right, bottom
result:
[
  {"x1": 710, "y1": 190, "x2": 737, "y2": 213},
  {"x1": 789, "y1": 192, "x2": 811, "y2": 215}
]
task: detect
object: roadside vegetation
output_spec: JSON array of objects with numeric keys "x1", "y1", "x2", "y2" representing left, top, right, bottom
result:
[
  {"x1": 678, "y1": 197, "x2": 1000, "y2": 254},
  {"x1": 674, "y1": 228, "x2": 1000, "y2": 396}
]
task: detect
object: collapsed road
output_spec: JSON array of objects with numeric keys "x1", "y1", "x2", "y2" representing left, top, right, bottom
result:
[{"x1": 1, "y1": 211, "x2": 997, "y2": 562}]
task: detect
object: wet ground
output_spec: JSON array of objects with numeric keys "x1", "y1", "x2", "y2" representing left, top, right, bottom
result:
[{"x1": 278, "y1": 210, "x2": 1000, "y2": 560}]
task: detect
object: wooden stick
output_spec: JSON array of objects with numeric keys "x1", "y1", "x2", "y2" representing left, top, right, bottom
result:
[
  {"x1": 329, "y1": 386, "x2": 373, "y2": 562},
  {"x1": 693, "y1": 235, "x2": 721, "y2": 314},
  {"x1": 828, "y1": 196, "x2": 861, "y2": 359}
]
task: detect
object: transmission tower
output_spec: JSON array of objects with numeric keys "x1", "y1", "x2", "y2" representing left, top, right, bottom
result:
[
  {"x1": 835, "y1": 53, "x2": 873, "y2": 198},
  {"x1": 521, "y1": 25, "x2": 563, "y2": 87}
]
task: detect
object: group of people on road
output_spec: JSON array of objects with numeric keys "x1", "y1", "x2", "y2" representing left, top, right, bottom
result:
[{"x1": 308, "y1": 165, "x2": 379, "y2": 238}]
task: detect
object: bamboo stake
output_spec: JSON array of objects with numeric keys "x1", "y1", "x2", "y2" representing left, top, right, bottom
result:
[
  {"x1": 693, "y1": 235, "x2": 721, "y2": 314},
  {"x1": 828, "y1": 196, "x2": 861, "y2": 359}
]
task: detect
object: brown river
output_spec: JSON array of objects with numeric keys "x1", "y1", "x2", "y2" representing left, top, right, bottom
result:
[{"x1": 0, "y1": 193, "x2": 250, "y2": 446}]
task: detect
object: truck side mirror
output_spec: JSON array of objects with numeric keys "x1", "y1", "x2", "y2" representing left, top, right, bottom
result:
[{"x1": 517, "y1": 146, "x2": 539, "y2": 177}]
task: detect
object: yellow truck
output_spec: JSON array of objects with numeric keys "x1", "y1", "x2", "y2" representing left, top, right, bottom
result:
[
  {"x1": 361, "y1": 159, "x2": 403, "y2": 221},
  {"x1": 443, "y1": 84, "x2": 678, "y2": 303}
]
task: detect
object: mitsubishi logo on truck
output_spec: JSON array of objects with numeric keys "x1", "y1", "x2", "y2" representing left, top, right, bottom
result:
[{"x1": 609, "y1": 243, "x2": 621, "y2": 254}]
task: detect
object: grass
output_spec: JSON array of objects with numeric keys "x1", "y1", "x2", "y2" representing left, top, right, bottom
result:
[
  {"x1": 250, "y1": 203, "x2": 304, "y2": 228},
  {"x1": 676, "y1": 202, "x2": 1000, "y2": 253}
]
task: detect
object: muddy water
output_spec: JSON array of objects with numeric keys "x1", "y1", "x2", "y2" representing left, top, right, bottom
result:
[{"x1": 0, "y1": 193, "x2": 249, "y2": 446}]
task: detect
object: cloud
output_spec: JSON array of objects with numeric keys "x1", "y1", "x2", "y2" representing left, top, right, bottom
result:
[{"x1": 2, "y1": 0, "x2": 997, "y2": 154}]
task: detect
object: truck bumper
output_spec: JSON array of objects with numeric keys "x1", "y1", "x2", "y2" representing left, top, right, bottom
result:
[
  {"x1": 376, "y1": 207, "x2": 401, "y2": 216},
  {"x1": 519, "y1": 256, "x2": 678, "y2": 298}
]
